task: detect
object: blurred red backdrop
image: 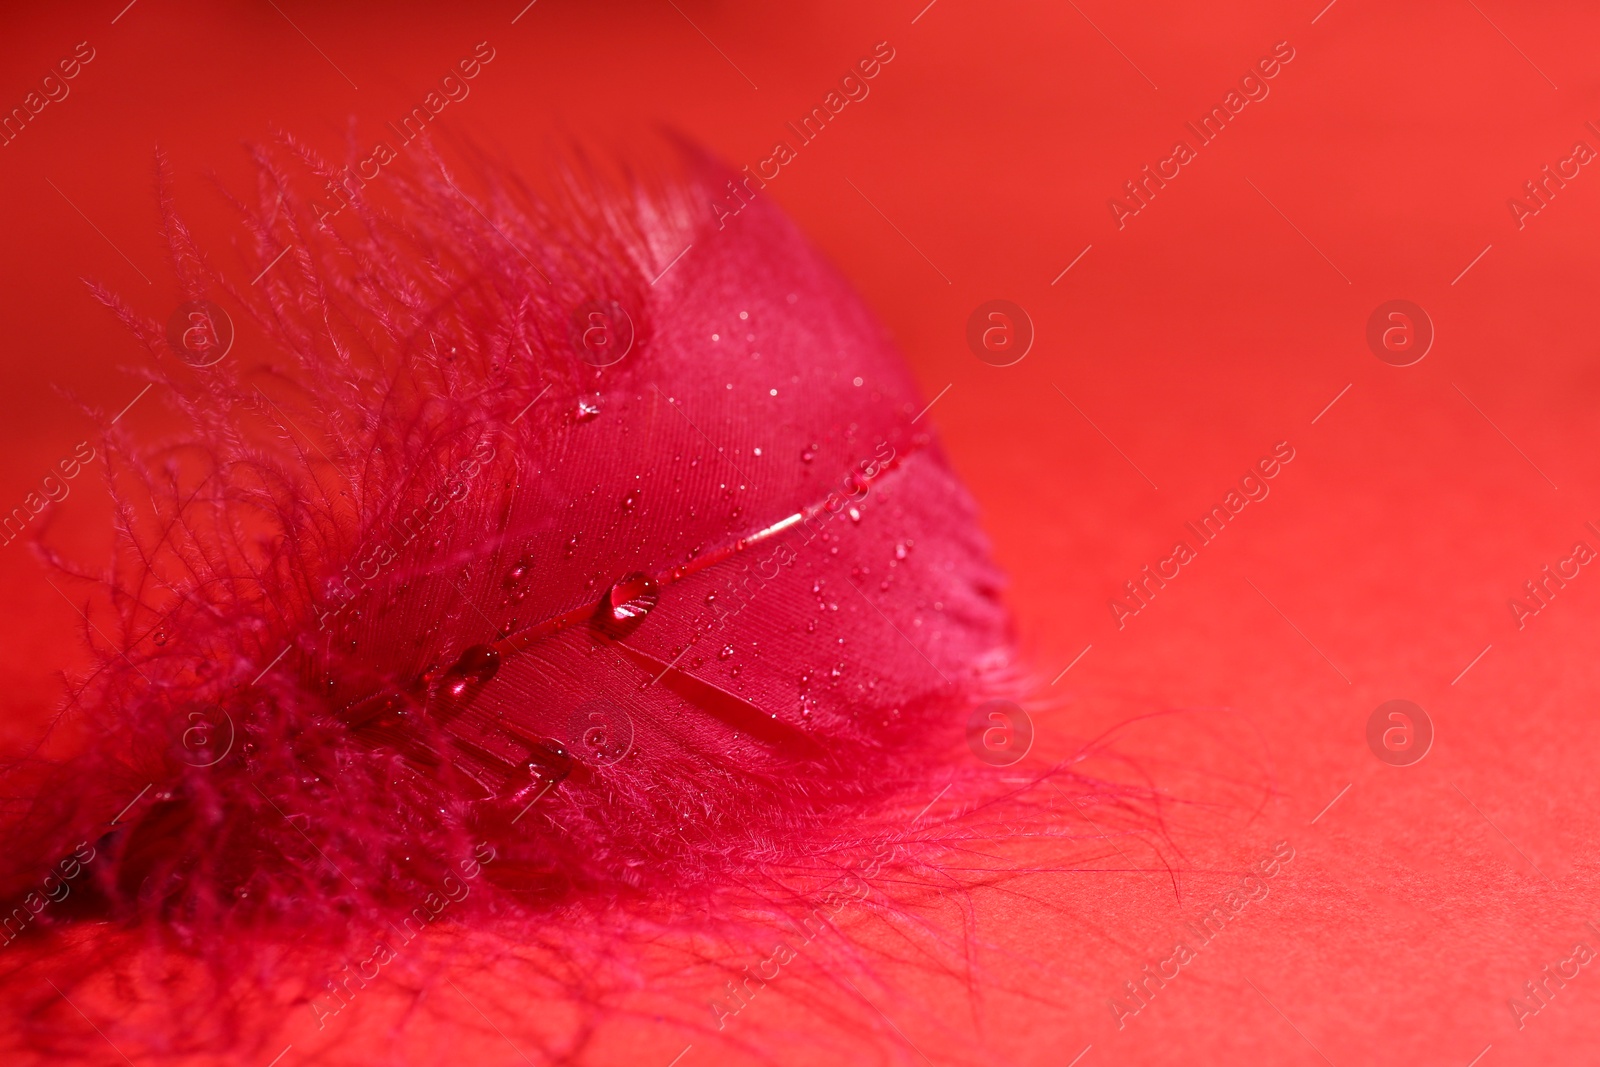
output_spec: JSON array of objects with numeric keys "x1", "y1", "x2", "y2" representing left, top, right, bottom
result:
[{"x1": 3, "y1": 1, "x2": 1600, "y2": 1064}]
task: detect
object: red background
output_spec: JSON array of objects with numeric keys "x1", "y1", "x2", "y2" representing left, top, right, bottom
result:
[{"x1": 2, "y1": 1, "x2": 1599, "y2": 1064}]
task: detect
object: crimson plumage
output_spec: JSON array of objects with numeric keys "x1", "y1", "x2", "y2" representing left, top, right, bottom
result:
[{"x1": 0, "y1": 143, "x2": 1015, "y2": 976}]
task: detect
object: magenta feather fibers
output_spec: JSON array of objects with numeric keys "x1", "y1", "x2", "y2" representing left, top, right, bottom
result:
[{"x1": 0, "y1": 141, "x2": 1043, "y2": 1057}]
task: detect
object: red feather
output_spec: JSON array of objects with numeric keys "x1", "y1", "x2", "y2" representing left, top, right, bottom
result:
[{"x1": 0, "y1": 141, "x2": 1019, "y2": 1055}]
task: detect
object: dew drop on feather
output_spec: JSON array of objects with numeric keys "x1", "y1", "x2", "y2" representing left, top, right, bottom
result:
[
  {"x1": 524, "y1": 741, "x2": 573, "y2": 791},
  {"x1": 503, "y1": 556, "x2": 532, "y2": 588},
  {"x1": 604, "y1": 572, "x2": 659, "y2": 624},
  {"x1": 443, "y1": 644, "x2": 501, "y2": 698}
]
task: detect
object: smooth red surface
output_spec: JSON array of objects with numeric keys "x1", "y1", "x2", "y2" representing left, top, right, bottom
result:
[{"x1": 3, "y1": 1, "x2": 1599, "y2": 1064}]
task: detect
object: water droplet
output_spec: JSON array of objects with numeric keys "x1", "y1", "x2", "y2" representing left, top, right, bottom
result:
[
  {"x1": 576, "y1": 395, "x2": 602, "y2": 421},
  {"x1": 730, "y1": 664, "x2": 742, "y2": 677},
  {"x1": 895, "y1": 541, "x2": 913, "y2": 560},
  {"x1": 752, "y1": 447, "x2": 762, "y2": 457},
  {"x1": 801, "y1": 444, "x2": 817, "y2": 463},
  {"x1": 853, "y1": 376, "x2": 863, "y2": 387},
  {"x1": 563, "y1": 535, "x2": 579, "y2": 559},
  {"x1": 503, "y1": 556, "x2": 533, "y2": 588},
  {"x1": 152, "y1": 629, "x2": 167, "y2": 646},
  {"x1": 603, "y1": 572, "x2": 659, "y2": 627},
  {"x1": 704, "y1": 592, "x2": 717, "y2": 605},
  {"x1": 524, "y1": 741, "x2": 573, "y2": 792},
  {"x1": 622, "y1": 490, "x2": 638, "y2": 512},
  {"x1": 805, "y1": 619, "x2": 817, "y2": 633},
  {"x1": 848, "y1": 507, "x2": 861, "y2": 523},
  {"x1": 443, "y1": 644, "x2": 501, "y2": 698},
  {"x1": 719, "y1": 644, "x2": 734, "y2": 660}
]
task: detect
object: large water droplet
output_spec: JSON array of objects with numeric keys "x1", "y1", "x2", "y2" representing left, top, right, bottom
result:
[
  {"x1": 601, "y1": 572, "x2": 659, "y2": 632},
  {"x1": 520, "y1": 740, "x2": 573, "y2": 798},
  {"x1": 532, "y1": 742, "x2": 571, "y2": 775},
  {"x1": 443, "y1": 644, "x2": 501, "y2": 698},
  {"x1": 576, "y1": 395, "x2": 602, "y2": 422},
  {"x1": 503, "y1": 556, "x2": 533, "y2": 588}
]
